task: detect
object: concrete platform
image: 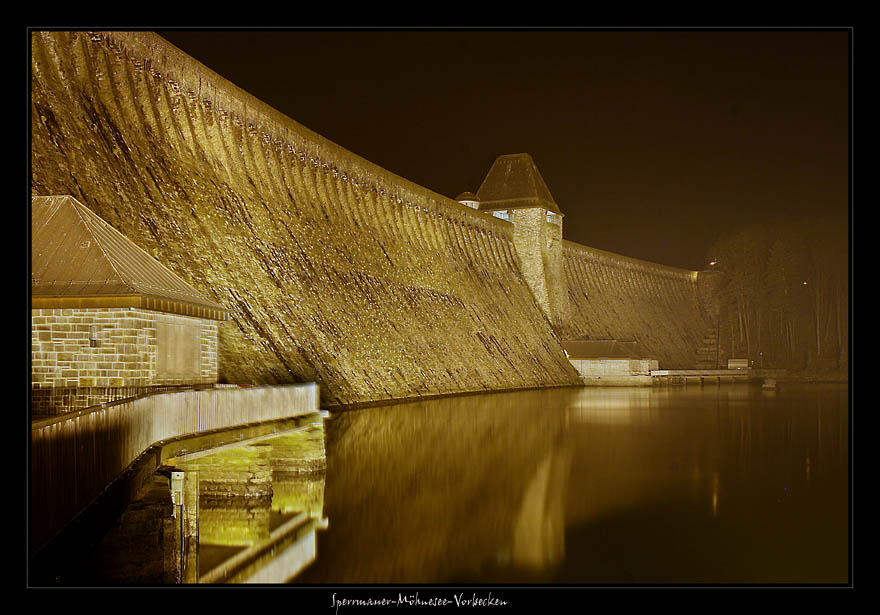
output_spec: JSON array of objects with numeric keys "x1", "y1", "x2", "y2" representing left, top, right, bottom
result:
[
  {"x1": 650, "y1": 369, "x2": 751, "y2": 386},
  {"x1": 581, "y1": 375, "x2": 654, "y2": 387}
]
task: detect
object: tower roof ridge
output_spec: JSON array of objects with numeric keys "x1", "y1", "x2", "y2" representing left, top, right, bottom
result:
[{"x1": 475, "y1": 153, "x2": 563, "y2": 215}]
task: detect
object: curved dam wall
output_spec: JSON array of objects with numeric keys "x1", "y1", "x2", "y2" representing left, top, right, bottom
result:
[
  {"x1": 30, "y1": 31, "x2": 581, "y2": 407},
  {"x1": 560, "y1": 241, "x2": 716, "y2": 368}
]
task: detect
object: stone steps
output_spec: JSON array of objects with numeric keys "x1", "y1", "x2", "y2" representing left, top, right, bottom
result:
[{"x1": 694, "y1": 328, "x2": 723, "y2": 369}]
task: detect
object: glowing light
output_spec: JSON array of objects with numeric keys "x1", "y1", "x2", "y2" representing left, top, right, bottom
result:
[{"x1": 711, "y1": 472, "x2": 720, "y2": 517}]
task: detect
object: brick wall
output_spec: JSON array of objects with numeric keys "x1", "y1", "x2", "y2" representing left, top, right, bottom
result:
[{"x1": 31, "y1": 307, "x2": 220, "y2": 415}]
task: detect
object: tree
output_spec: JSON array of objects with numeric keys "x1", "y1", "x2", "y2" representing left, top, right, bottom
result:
[{"x1": 707, "y1": 215, "x2": 847, "y2": 371}]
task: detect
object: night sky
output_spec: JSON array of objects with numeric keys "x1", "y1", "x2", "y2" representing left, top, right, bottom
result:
[{"x1": 157, "y1": 28, "x2": 850, "y2": 271}]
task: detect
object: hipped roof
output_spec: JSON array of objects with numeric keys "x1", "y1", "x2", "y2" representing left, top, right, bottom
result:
[
  {"x1": 475, "y1": 153, "x2": 563, "y2": 216},
  {"x1": 31, "y1": 196, "x2": 228, "y2": 320}
]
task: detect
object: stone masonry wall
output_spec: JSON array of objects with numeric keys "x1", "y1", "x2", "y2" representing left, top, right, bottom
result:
[
  {"x1": 569, "y1": 358, "x2": 659, "y2": 377},
  {"x1": 560, "y1": 241, "x2": 713, "y2": 368},
  {"x1": 509, "y1": 209, "x2": 569, "y2": 329},
  {"x1": 543, "y1": 220, "x2": 569, "y2": 330},
  {"x1": 30, "y1": 31, "x2": 581, "y2": 407},
  {"x1": 31, "y1": 307, "x2": 219, "y2": 415},
  {"x1": 509, "y1": 209, "x2": 551, "y2": 319},
  {"x1": 30, "y1": 31, "x2": 714, "y2": 403}
]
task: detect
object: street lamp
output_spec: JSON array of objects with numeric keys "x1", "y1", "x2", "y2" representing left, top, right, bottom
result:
[{"x1": 709, "y1": 259, "x2": 720, "y2": 367}]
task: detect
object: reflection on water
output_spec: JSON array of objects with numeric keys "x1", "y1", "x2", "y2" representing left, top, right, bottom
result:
[
  {"x1": 172, "y1": 419, "x2": 328, "y2": 583},
  {"x1": 109, "y1": 384, "x2": 847, "y2": 584},
  {"x1": 296, "y1": 384, "x2": 847, "y2": 584},
  {"x1": 511, "y1": 444, "x2": 571, "y2": 569}
]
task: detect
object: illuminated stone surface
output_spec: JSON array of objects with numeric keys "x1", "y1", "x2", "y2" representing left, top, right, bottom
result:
[
  {"x1": 469, "y1": 153, "x2": 716, "y2": 367},
  {"x1": 31, "y1": 307, "x2": 220, "y2": 414},
  {"x1": 30, "y1": 31, "x2": 581, "y2": 407},
  {"x1": 30, "y1": 32, "x2": 717, "y2": 407},
  {"x1": 474, "y1": 154, "x2": 570, "y2": 328},
  {"x1": 560, "y1": 242, "x2": 716, "y2": 367}
]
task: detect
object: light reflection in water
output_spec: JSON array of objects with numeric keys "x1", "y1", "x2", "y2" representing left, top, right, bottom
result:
[
  {"x1": 143, "y1": 384, "x2": 846, "y2": 584},
  {"x1": 173, "y1": 422, "x2": 328, "y2": 583},
  {"x1": 309, "y1": 385, "x2": 847, "y2": 584},
  {"x1": 511, "y1": 443, "x2": 572, "y2": 569},
  {"x1": 711, "y1": 472, "x2": 720, "y2": 517}
]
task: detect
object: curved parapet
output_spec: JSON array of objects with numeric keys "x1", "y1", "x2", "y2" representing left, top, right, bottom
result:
[
  {"x1": 30, "y1": 31, "x2": 580, "y2": 406},
  {"x1": 560, "y1": 241, "x2": 713, "y2": 368}
]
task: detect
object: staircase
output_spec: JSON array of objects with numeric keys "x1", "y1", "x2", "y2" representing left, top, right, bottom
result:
[{"x1": 694, "y1": 326, "x2": 723, "y2": 370}]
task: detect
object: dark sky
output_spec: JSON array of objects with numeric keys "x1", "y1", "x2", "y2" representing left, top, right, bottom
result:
[{"x1": 157, "y1": 28, "x2": 850, "y2": 271}]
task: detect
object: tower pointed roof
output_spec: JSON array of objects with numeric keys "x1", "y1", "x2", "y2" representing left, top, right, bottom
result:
[
  {"x1": 31, "y1": 195, "x2": 227, "y2": 320},
  {"x1": 475, "y1": 153, "x2": 563, "y2": 216}
]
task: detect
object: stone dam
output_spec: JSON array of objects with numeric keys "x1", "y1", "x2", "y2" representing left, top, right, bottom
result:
[{"x1": 30, "y1": 31, "x2": 718, "y2": 408}]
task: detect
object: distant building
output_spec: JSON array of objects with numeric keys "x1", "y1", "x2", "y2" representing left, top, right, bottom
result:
[
  {"x1": 31, "y1": 196, "x2": 229, "y2": 415},
  {"x1": 562, "y1": 339, "x2": 659, "y2": 385}
]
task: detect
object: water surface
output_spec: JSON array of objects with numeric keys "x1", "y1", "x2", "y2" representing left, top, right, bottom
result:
[{"x1": 195, "y1": 384, "x2": 851, "y2": 584}]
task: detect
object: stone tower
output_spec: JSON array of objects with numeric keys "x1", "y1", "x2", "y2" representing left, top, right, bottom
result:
[{"x1": 474, "y1": 154, "x2": 569, "y2": 329}]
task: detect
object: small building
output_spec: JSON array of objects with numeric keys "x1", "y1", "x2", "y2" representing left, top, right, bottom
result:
[
  {"x1": 562, "y1": 339, "x2": 659, "y2": 386},
  {"x1": 455, "y1": 191, "x2": 481, "y2": 210},
  {"x1": 31, "y1": 196, "x2": 229, "y2": 415}
]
